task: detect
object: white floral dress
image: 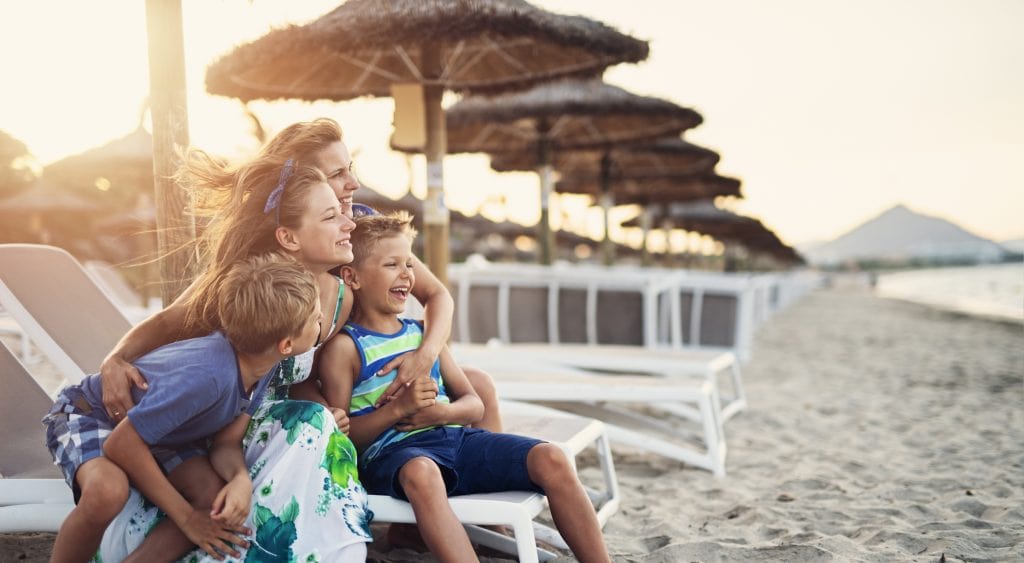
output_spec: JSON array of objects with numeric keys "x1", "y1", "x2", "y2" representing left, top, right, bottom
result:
[{"x1": 96, "y1": 278, "x2": 372, "y2": 562}]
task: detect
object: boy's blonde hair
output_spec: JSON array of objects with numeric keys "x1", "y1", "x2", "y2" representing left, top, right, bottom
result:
[
  {"x1": 349, "y1": 211, "x2": 417, "y2": 268},
  {"x1": 215, "y1": 253, "x2": 319, "y2": 355}
]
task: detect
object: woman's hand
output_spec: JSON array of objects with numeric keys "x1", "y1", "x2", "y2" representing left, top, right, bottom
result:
[
  {"x1": 179, "y1": 507, "x2": 250, "y2": 560},
  {"x1": 99, "y1": 354, "x2": 149, "y2": 421},
  {"x1": 211, "y1": 475, "x2": 254, "y2": 529},
  {"x1": 374, "y1": 348, "x2": 438, "y2": 407},
  {"x1": 329, "y1": 407, "x2": 351, "y2": 435}
]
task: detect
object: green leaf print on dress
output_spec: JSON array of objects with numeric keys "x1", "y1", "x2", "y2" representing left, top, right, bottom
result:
[
  {"x1": 317, "y1": 432, "x2": 373, "y2": 537},
  {"x1": 267, "y1": 401, "x2": 325, "y2": 445},
  {"x1": 246, "y1": 498, "x2": 300, "y2": 563}
]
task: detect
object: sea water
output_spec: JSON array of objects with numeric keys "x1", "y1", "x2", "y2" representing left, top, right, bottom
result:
[{"x1": 875, "y1": 262, "x2": 1024, "y2": 323}]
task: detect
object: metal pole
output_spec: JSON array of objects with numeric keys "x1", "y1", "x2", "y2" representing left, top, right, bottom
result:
[{"x1": 145, "y1": 0, "x2": 196, "y2": 305}]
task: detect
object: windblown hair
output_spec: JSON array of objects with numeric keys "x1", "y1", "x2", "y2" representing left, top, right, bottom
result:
[
  {"x1": 348, "y1": 211, "x2": 417, "y2": 269},
  {"x1": 174, "y1": 118, "x2": 344, "y2": 334},
  {"x1": 181, "y1": 158, "x2": 327, "y2": 335},
  {"x1": 216, "y1": 253, "x2": 319, "y2": 355},
  {"x1": 176, "y1": 117, "x2": 344, "y2": 221}
]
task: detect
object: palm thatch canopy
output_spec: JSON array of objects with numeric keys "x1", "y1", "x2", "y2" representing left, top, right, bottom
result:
[
  {"x1": 560, "y1": 172, "x2": 742, "y2": 203},
  {"x1": 206, "y1": 0, "x2": 649, "y2": 101},
  {"x1": 622, "y1": 201, "x2": 801, "y2": 264},
  {"x1": 45, "y1": 126, "x2": 153, "y2": 181},
  {"x1": 489, "y1": 137, "x2": 719, "y2": 177},
  {"x1": 0, "y1": 179, "x2": 101, "y2": 214},
  {"x1": 43, "y1": 126, "x2": 154, "y2": 210},
  {"x1": 395, "y1": 78, "x2": 701, "y2": 154}
]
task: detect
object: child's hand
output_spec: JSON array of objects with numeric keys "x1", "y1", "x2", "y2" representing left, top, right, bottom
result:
[
  {"x1": 392, "y1": 375, "x2": 438, "y2": 418},
  {"x1": 329, "y1": 407, "x2": 351, "y2": 434},
  {"x1": 180, "y1": 507, "x2": 250, "y2": 560},
  {"x1": 211, "y1": 475, "x2": 253, "y2": 528},
  {"x1": 394, "y1": 401, "x2": 447, "y2": 431}
]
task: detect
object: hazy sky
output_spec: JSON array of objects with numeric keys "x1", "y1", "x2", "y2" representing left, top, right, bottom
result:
[{"x1": 1, "y1": 0, "x2": 1021, "y2": 246}]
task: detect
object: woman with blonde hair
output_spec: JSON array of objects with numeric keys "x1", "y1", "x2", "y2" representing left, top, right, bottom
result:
[{"x1": 98, "y1": 118, "x2": 503, "y2": 559}]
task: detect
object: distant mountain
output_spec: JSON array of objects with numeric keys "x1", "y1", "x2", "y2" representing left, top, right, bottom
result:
[
  {"x1": 805, "y1": 204, "x2": 1011, "y2": 266},
  {"x1": 999, "y1": 238, "x2": 1024, "y2": 254}
]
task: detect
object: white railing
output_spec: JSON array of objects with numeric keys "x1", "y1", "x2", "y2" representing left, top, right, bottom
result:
[{"x1": 444, "y1": 261, "x2": 821, "y2": 362}]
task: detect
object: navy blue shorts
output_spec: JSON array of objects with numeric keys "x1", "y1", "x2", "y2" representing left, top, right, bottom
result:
[
  {"x1": 360, "y1": 426, "x2": 544, "y2": 501},
  {"x1": 43, "y1": 386, "x2": 206, "y2": 503}
]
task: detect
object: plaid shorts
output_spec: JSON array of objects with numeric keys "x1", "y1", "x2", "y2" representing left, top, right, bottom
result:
[{"x1": 43, "y1": 386, "x2": 206, "y2": 503}]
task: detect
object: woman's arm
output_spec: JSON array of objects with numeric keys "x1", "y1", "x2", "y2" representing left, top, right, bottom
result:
[
  {"x1": 208, "y1": 415, "x2": 254, "y2": 527},
  {"x1": 394, "y1": 346, "x2": 483, "y2": 431},
  {"x1": 375, "y1": 256, "x2": 454, "y2": 400},
  {"x1": 99, "y1": 283, "x2": 204, "y2": 420}
]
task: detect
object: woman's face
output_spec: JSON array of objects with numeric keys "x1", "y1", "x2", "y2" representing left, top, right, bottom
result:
[
  {"x1": 312, "y1": 140, "x2": 359, "y2": 218},
  {"x1": 288, "y1": 182, "x2": 355, "y2": 268}
]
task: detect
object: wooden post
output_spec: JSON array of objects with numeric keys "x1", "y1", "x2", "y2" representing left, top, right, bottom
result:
[
  {"x1": 421, "y1": 44, "x2": 449, "y2": 288},
  {"x1": 600, "y1": 153, "x2": 615, "y2": 266},
  {"x1": 536, "y1": 121, "x2": 554, "y2": 265},
  {"x1": 145, "y1": 0, "x2": 196, "y2": 305}
]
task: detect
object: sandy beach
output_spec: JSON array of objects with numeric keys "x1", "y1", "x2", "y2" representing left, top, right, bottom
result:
[{"x1": 3, "y1": 286, "x2": 1022, "y2": 562}]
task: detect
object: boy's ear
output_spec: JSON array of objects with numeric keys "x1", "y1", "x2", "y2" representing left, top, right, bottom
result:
[
  {"x1": 278, "y1": 336, "x2": 294, "y2": 356},
  {"x1": 275, "y1": 226, "x2": 300, "y2": 252},
  {"x1": 341, "y1": 265, "x2": 359, "y2": 289}
]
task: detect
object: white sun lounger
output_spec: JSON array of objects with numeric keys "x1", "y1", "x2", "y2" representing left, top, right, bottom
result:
[
  {"x1": 451, "y1": 342, "x2": 729, "y2": 476},
  {"x1": 459, "y1": 343, "x2": 746, "y2": 422},
  {"x1": 0, "y1": 243, "x2": 620, "y2": 560},
  {"x1": 0, "y1": 341, "x2": 74, "y2": 533}
]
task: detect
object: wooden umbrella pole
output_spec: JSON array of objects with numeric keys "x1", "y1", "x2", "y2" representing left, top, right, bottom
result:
[
  {"x1": 421, "y1": 45, "x2": 449, "y2": 288},
  {"x1": 600, "y1": 152, "x2": 615, "y2": 266},
  {"x1": 536, "y1": 122, "x2": 553, "y2": 265},
  {"x1": 640, "y1": 205, "x2": 653, "y2": 267},
  {"x1": 145, "y1": 0, "x2": 196, "y2": 304}
]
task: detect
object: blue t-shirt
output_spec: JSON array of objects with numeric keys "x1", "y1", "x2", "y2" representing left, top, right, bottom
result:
[{"x1": 79, "y1": 332, "x2": 274, "y2": 446}]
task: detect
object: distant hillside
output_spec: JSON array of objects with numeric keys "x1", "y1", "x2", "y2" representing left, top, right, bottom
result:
[
  {"x1": 806, "y1": 204, "x2": 1010, "y2": 266},
  {"x1": 1000, "y1": 238, "x2": 1024, "y2": 254}
]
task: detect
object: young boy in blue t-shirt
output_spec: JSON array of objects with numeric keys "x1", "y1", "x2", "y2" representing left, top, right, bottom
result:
[
  {"x1": 318, "y1": 211, "x2": 610, "y2": 562},
  {"x1": 43, "y1": 253, "x2": 323, "y2": 562}
]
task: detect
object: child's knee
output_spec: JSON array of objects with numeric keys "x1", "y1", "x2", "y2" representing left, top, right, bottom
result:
[
  {"x1": 464, "y1": 367, "x2": 497, "y2": 404},
  {"x1": 527, "y1": 443, "x2": 574, "y2": 486},
  {"x1": 398, "y1": 457, "x2": 444, "y2": 497},
  {"x1": 77, "y1": 468, "x2": 130, "y2": 522}
]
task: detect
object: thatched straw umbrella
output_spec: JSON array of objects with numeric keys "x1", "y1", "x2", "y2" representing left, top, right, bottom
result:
[
  {"x1": 395, "y1": 78, "x2": 702, "y2": 264},
  {"x1": 0, "y1": 179, "x2": 101, "y2": 247},
  {"x1": 491, "y1": 136, "x2": 719, "y2": 263},
  {"x1": 43, "y1": 125, "x2": 154, "y2": 212},
  {"x1": 490, "y1": 137, "x2": 719, "y2": 179},
  {"x1": 561, "y1": 171, "x2": 741, "y2": 264},
  {"x1": 621, "y1": 200, "x2": 801, "y2": 268},
  {"x1": 205, "y1": 0, "x2": 649, "y2": 286}
]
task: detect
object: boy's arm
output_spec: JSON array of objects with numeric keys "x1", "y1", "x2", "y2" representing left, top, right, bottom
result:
[
  {"x1": 395, "y1": 345, "x2": 484, "y2": 431},
  {"x1": 104, "y1": 419, "x2": 249, "y2": 559},
  {"x1": 207, "y1": 415, "x2": 254, "y2": 527},
  {"x1": 319, "y1": 333, "x2": 433, "y2": 450}
]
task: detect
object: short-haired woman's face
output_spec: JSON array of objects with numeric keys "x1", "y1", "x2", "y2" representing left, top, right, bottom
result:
[{"x1": 313, "y1": 141, "x2": 359, "y2": 218}]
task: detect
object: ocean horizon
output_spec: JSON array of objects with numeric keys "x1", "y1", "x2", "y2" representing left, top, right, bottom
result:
[{"x1": 875, "y1": 261, "x2": 1024, "y2": 323}]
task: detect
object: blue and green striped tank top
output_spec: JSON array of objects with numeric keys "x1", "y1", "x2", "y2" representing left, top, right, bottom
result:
[{"x1": 344, "y1": 318, "x2": 454, "y2": 461}]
